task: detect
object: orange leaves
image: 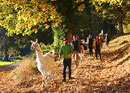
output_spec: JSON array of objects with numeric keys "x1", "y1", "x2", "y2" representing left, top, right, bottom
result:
[{"x1": 77, "y1": 4, "x2": 85, "y2": 11}]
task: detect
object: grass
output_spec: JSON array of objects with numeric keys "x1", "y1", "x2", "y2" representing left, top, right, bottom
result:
[{"x1": 0, "y1": 60, "x2": 21, "y2": 68}]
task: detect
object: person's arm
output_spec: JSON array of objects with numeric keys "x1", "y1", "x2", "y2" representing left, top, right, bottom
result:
[
  {"x1": 82, "y1": 45, "x2": 85, "y2": 54},
  {"x1": 68, "y1": 45, "x2": 73, "y2": 58},
  {"x1": 71, "y1": 41, "x2": 74, "y2": 49},
  {"x1": 99, "y1": 40, "x2": 102, "y2": 49}
]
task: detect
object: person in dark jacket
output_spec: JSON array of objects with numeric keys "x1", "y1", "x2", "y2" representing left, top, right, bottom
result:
[{"x1": 88, "y1": 34, "x2": 93, "y2": 56}]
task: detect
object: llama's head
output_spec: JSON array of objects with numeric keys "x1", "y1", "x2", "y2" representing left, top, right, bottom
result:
[{"x1": 30, "y1": 39, "x2": 40, "y2": 50}]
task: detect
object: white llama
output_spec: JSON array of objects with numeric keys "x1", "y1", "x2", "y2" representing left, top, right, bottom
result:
[{"x1": 31, "y1": 39, "x2": 55, "y2": 88}]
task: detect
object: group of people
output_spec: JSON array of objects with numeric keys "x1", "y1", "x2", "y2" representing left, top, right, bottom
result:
[
  {"x1": 87, "y1": 33, "x2": 110, "y2": 59},
  {"x1": 59, "y1": 33, "x2": 110, "y2": 82}
]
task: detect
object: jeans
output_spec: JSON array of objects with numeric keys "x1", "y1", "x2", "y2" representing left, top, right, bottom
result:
[{"x1": 63, "y1": 59, "x2": 71, "y2": 80}]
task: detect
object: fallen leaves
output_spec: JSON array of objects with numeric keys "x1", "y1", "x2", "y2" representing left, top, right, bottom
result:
[{"x1": 0, "y1": 34, "x2": 130, "y2": 92}]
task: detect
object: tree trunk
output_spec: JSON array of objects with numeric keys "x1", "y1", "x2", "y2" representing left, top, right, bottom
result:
[
  {"x1": 4, "y1": 36, "x2": 8, "y2": 61},
  {"x1": 0, "y1": 45, "x2": 3, "y2": 59},
  {"x1": 118, "y1": 8, "x2": 123, "y2": 34},
  {"x1": 67, "y1": 28, "x2": 73, "y2": 42}
]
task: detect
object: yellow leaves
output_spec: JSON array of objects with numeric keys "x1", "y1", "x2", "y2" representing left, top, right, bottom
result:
[
  {"x1": 43, "y1": 18, "x2": 47, "y2": 23},
  {"x1": 51, "y1": 0, "x2": 57, "y2": 1},
  {"x1": 0, "y1": 0, "x2": 62, "y2": 36},
  {"x1": 75, "y1": 0, "x2": 84, "y2": 3},
  {"x1": 77, "y1": 4, "x2": 85, "y2": 12},
  {"x1": 95, "y1": 5, "x2": 101, "y2": 12},
  {"x1": 48, "y1": 18, "x2": 51, "y2": 22},
  {"x1": 44, "y1": 24, "x2": 50, "y2": 29},
  {"x1": 50, "y1": 15, "x2": 56, "y2": 19},
  {"x1": 32, "y1": 28, "x2": 38, "y2": 33}
]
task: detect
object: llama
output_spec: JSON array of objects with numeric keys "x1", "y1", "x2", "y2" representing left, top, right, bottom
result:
[{"x1": 31, "y1": 39, "x2": 55, "y2": 88}]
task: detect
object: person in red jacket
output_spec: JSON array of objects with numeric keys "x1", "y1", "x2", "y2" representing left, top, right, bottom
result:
[{"x1": 93, "y1": 35, "x2": 102, "y2": 60}]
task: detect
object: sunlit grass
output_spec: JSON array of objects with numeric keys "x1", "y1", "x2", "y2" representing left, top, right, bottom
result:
[{"x1": 0, "y1": 60, "x2": 21, "y2": 68}]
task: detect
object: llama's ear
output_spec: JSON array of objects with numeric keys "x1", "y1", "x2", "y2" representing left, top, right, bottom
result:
[
  {"x1": 36, "y1": 39, "x2": 38, "y2": 43},
  {"x1": 30, "y1": 40, "x2": 34, "y2": 43}
]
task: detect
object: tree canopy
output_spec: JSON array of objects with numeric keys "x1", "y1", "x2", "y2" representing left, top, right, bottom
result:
[{"x1": 0, "y1": 0, "x2": 129, "y2": 37}]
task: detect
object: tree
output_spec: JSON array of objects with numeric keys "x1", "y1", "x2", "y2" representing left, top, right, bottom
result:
[
  {"x1": 93, "y1": 0, "x2": 130, "y2": 34},
  {"x1": 0, "y1": 27, "x2": 8, "y2": 60},
  {"x1": 0, "y1": 0, "x2": 87, "y2": 41},
  {"x1": 0, "y1": 0, "x2": 62, "y2": 36}
]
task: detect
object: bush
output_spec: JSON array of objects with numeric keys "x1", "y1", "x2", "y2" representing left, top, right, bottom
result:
[
  {"x1": 10, "y1": 57, "x2": 38, "y2": 83},
  {"x1": 40, "y1": 43, "x2": 54, "y2": 53},
  {"x1": 52, "y1": 26, "x2": 67, "y2": 56}
]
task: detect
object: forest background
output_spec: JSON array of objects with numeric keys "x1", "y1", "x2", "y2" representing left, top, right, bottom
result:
[{"x1": 0, "y1": 0, "x2": 129, "y2": 60}]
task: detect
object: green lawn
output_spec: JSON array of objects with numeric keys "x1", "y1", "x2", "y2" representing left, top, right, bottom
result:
[{"x1": 0, "y1": 60, "x2": 21, "y2": 68}]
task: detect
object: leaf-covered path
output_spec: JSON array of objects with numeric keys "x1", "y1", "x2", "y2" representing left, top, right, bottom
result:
[{"x1": 0, "y1": 35, "x2": 130, "y2": 92}]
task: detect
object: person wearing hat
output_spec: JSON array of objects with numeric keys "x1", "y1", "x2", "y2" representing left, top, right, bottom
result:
[{"x1": 59, "y1": 37, "x2": 73, "y2": 82}]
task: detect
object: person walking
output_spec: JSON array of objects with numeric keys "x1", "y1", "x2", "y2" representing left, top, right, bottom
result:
[
  {"x1": 106, "y1": 36, "x2": 110, "y2": 47},
  {"x1": 71, "y1": 35, "x2": 81, "y2": 68},
  {"x1": 93, "y1": 35, "x2": 102, "y2": 60},
  {"x1": 88, "y1": 34, "x2": 93, "y2": 56},
  {"x1": 59, "y1": 37, "x2": 73, "y2": 82},
  {"x1": 104, "y1": 33, "x2": 110, "y2": 47},
  {"x1": 80, "y1": 40, "x2": 85, "y2": 61}
]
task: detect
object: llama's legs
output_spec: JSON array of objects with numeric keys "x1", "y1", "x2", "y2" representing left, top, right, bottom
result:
[
  {"x1": 47, "y1": 72, "x2": 52, "y2": 82},
  {"x1": 41, "y1": 71, "x2": 46, "y2": 88}
]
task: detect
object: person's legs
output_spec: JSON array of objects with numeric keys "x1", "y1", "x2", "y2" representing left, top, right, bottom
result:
[
  {"x1": 89, "y1": 47, "x2": 91, "y2": 56},
  {"x1": 81, "y1": 53, "x2": 84, "y2": 61},
  {"x1": 76, "y1": 51, "x2": 80, "y2": 67},
  {"x1": 73, "y1": 51, "x2": 77, "y2": 67},
  {"x1": 89, "y1": 47, "x2": 93, "y2": 56},
  {"x1": 91, "y1": 47, "x2": 93, "y2": 56},
  {"x1": 68, "y1": 59, "x2": 72, "y2": 79},
  {"x1": 98, "y1": 48, "x2": 101, "y2": 60},
  {"x1": 107, "y1": 42, "x2": 109, "y2": 47},
  {"x1": 95, "y1": 49, "x2": 98, "y2": 59},
  {"x1": 63, "y1": 59, "x2": 67, "y2": 81},
  {"x1": 106, "y1": 41, "x2": 108, "y2": 46}
]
